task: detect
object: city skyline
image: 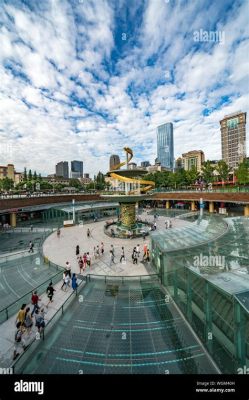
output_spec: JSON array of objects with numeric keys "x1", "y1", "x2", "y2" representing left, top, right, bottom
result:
[{"x1": 0, "y1": 0, "x2": 248, "y2": 176}]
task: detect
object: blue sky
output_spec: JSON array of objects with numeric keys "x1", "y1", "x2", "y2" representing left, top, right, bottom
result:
[{"x1": 0, "y1": 0, "x2": 248, "y2": 176}]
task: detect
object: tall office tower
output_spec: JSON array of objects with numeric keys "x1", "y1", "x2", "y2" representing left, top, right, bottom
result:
[
  {"x1": 157, "y1": 122, "x2": 174, "y2": 170},
  {"x1": 182, "y1": 150, "x2": 205, "y2": 172},
  {"x1": 109, "y1": 155, "x2": 120, "y2": 170},
  {"x1": 71, "y1": 160, "x2": 83, "y2": 178},
  {"x1": 220, "y1": 111, "x2": 247, "y2": 169},
  {"x1": 55, "y1": 161, "x2": 69, "y2": 179}
]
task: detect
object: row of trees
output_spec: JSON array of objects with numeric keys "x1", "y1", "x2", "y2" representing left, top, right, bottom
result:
[
  {"x1": 143, "y1": 159, "x2": 248, "y2": 189},
  {"x1": 2, "y1": 160, "x2": 249, "y2": 193}
]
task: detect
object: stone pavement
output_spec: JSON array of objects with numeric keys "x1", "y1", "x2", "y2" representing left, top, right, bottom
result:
[{"x1": 43, "y1": 210, "x2": 191, "y2": 276}]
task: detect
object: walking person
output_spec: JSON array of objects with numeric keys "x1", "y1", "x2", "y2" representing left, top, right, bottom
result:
[
  {"x1": 64, "y1": 273, "x2": 70, "y2": 291},
  {"x1": 76, "y1": 245, "x2": 80, "y2": 256},
  {"x1": 100, "y1": 242, "x2": 104, "y2": 255},
  {"x1": 34, "y1": 309, "x2": 45, "y2": 333},
  {"x1": 72, "y1": 273, "x2": 78, "y2": 292},
  {"x1": 61, "y1": 271, "x2": 67, "y2": 290},
  {"x1": 96, "y1": 245, "x2": 100, "y2": 259},
  {"x1": 93, "y1": 246, "x2": 96, "y2": 260},
  {"x1": 13, "y1": 322, "x2": 26, "y2": 360},
  {"x1": 78, "y1": 256, "x2": 83, "y2": 274},
  {"x1": 15, "y1": 304, "x2": 27, "y2": 329},
  {"x1": 31, "y1": 290, "x2": 41, "y2": 317},
  {"x1": 86, "y1": 252, "x2": 91, "y2": 269},
  {"x1": 110, "y1": 245, "x2": 114, "y2": 257},
  {"x1": 83, "y1": 253, "x2": 87, "y2": 271},
  {"x1": 28, "y1": 240, "x2": 34, "y2": 253},
  {"x1": 46, "y1": 282, "x2": 55, "y2": 307},
  {"x1": 133, "y1": 251, "x2": 138, "y2": 264},
  {"x1": 57, "y1": 228, "x2": 61, "y2": 238},
  {"x1": 87, "y1": 228, "x2": 90, "y2": 238},
  {"x1": 154, "y1": 222, "x2": 157, "y2": 230},
  {"x1": 24, "y1": 307, "x2": 33, "y2": 335},
  {"x1": 143, "y1": 243, "x2": 148, "y2": 260},
  {"x1": 65, "y1": 261, "x2": 71, "y2": 279},
  {"x1": 109, "y1": 250, "x2": 115, "y2": 266},
  {"x1": 120, "y1": 246, "x2": 125, "y2": 263},
  {"x1": 132, "y1": 247, "x2": 137, "y2": 263},
  {"x1": 136, "y1": 244, "x2": 140, "y2": 258}
]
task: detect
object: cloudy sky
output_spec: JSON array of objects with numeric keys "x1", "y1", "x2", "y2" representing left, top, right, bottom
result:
[{"x1": 0, "y1": 0, "x2": 248, "y2": 177}]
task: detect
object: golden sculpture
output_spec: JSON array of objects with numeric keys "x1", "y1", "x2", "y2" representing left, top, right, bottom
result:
[{"x1": 109, "y1": 147, "x2": 155, "y2": 194}]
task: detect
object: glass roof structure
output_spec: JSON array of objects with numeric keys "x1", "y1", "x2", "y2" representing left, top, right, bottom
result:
[
  {"x1": 18, "y1": 277, "x2": 218, "y2": 374},
  {"x1": 56, "y1": 202, "x2": 118, "y2": 213}
]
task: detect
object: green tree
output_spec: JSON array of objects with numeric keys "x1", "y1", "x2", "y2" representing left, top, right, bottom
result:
[
  {"x1": 201, "y1": 161, "x2": 215, "y2": 184},
  {"x1": 95, "y1": 171, "x2": 105, "y2": 190},
  {"x1": 216, "y1": 160, "x2": 231, "y2": 186},
  {"x1": 236, "y1": 159, "x2": 249, "y2": 185},
  {"x1": 0, "y1": 177, "x2": 14, "y2": 191},
  {"x1": 28, "y1": 169, "x2": 32, "y2": 181},
  {"x1": 33, "y1": 171, "x2": 37, "y2": 181},
  {"x1": 70, "y1": 179, "x2": 82, "y2": 189},
  {"x1": 23, "y1": 167, "x2": 27, "y2": 182},
  {"x1": 185, "y1": 167, "x2": 199, "y2": 186}
]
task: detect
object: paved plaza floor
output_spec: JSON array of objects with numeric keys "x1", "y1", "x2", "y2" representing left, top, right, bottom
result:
[
  {"x1": 0, "y1": 210, "x2": 192, "y2": 369},
  {"x1": 43, "y1": 211, "x2": 191, "y2": 276}
]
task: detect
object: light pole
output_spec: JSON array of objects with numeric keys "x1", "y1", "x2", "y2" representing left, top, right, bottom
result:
[
  {"x1": 72, "y1": 199, "x2": 75, "y2": 224},
  {"x1": 200, "y1": 197, "x2": 204, "y2": 218}
]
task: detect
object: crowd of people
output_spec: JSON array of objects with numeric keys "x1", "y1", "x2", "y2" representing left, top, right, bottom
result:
[
  {"x1": 13, "y1": 289, "x2": 48, "y2": 360},
  {"x1": 72, "y1": 240, "x2": 151, "y2": 269}
]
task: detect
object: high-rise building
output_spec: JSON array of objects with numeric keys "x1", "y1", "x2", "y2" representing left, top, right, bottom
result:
[
  {"x1": 182, "y1": 150, "x2": 205, "y2": 172},
  {"x1": 141, "y1": 161, "x2": 151, "y2": 168},
  {"x1": 220, "y1": 111, "x2": 247, "y2": 169},
  {"x1": 109, "y1": 155, "x2": 120, "y2": 170},
  {"x1": 55, "y1": 161, "x2": 69, "y2": 179},
  {"x1": 175, "y1": 157, "x2": 184, "y2": 170},
  {"x1": 71, "y1": 160, "x2": 83, "y2": 178},
  {"x1": 157, "y1": 122, "x2": 174, "y2": 170}
]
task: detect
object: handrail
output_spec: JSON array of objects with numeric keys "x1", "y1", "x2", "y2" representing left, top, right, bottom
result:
[
  {"x1": 0, "y1": 229, "x2": 63, "y2": 321},
  {"x1": 152, "y1": 187, "x2": 249, "y2": 194},
  {"x1": 12, "y1": 277, "x2": 86, "y2": 373},
  {"x1": 86, "y1": 273, "x2": 160, "y2": 281},
  {"x1": 0, "y1": 265, "x2": 63, "y2": 320}
]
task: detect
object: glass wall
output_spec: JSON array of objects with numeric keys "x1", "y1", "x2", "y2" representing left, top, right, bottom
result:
[{"x1": 151, "y1": 215, "x2": 249, "y2": 373}]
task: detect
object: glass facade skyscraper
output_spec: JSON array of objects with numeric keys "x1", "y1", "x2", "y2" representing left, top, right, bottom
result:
[
  {"x1": 71, "y1": 160, "x2": 83, "y2": 178},
  {"x1": 157, "y1": 123, "x2": 174, "y2": 169}
]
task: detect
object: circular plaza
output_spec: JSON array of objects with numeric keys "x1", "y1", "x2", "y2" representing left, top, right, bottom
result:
[{"x1": 42, "y1": 209, "x2": 191, "y2": 276}]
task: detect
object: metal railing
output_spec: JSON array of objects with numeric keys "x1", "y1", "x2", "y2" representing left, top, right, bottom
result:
[
  {"x1": 152, "y1": 187, "x2": 249, "y2": 194},
  {"x1": 12, "y1": 278, "x2": 86, "y2": 374},
  {"x1": 12, "y1": 272, "x2": 161, "y2": 372},
  {"x1": 86, "y1": 273, "x2": 160, "y2": 284},
  {"x1": 0, "y1": 263, "x2": 64, "y2": 324}
]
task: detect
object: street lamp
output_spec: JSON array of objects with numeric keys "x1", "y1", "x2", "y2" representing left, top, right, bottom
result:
[{"x1": 72, "y1": 199, "x2": 75, "y2": 224}]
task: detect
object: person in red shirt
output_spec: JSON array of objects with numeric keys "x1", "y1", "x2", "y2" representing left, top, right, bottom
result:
[{"x1": 31, "y1": 291, "x2": 41, "y2": 317}]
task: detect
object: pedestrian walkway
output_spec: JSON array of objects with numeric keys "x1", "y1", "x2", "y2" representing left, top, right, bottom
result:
[{"x1": 0, "y1": 278, "x2": 83, "y2": 368}]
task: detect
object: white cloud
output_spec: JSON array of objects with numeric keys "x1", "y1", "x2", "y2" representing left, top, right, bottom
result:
[{"x1": 0, "y1": 0, "x2": 248, "y2": 177}]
